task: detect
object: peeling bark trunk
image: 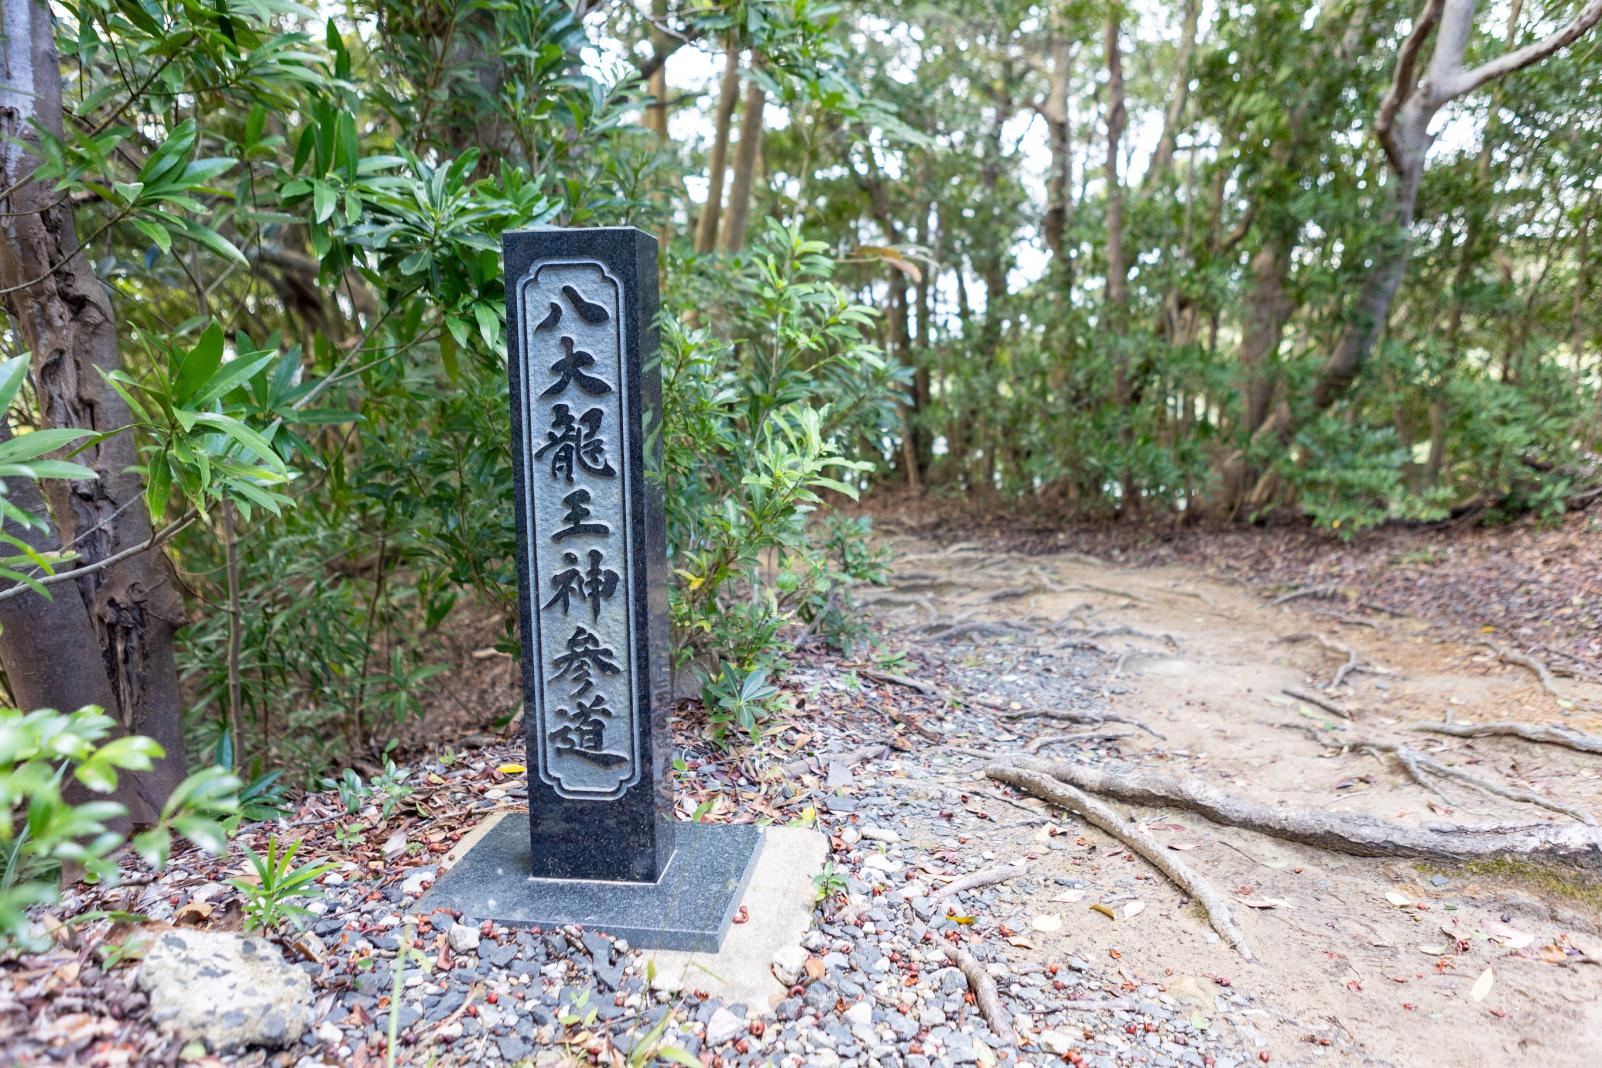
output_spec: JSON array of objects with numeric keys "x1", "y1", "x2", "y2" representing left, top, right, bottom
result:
[
  {"x1": 693, "y1": 44, "x2": 741, "y2": 254},
  {"x1": 0, "y1": 0, "x2": 186, "y2": 817}
]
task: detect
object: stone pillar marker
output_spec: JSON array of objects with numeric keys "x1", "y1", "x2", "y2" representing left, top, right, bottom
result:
[{"x1": 417, "y1": 227, "x2": 760, "y2": 951}]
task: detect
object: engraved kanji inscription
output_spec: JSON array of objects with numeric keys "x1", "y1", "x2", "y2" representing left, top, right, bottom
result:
[{"x1": 516, "y1": 259, "x2": 638, "y2": 800}]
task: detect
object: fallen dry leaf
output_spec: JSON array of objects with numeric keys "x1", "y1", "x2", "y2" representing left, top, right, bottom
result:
[
  {"x1": 1030, "y1": 913, "x2": 1063, "y2": 933},
  {"x1": 1090, "y1": 903, "x2": 1117, "y2": 920},
  {"x1": 1124, "y1": 901, "x2": 1146, "y2": 919},
  {"x1": 1470, "y1": 965, "x2": 1494, "y2": 1002}
]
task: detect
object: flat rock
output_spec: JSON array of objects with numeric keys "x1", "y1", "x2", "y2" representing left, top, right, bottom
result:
[
  {"x1": 136, "y1": 929, "x2": 314, "y2": 1051},
  {"x1": 772, "y1": 943, "x2": 808, "y2": 986},
  {"x1": 705, "y1": 1005, "x2": 744, "y2": 1046},
  {"x1": 448, "y1": 922, "x2": 480, "y2": 954}
]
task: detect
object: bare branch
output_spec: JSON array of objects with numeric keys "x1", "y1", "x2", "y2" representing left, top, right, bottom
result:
[
  {"x1": 1444, "y1": 0, "x2": 1602, "y2": 99},
  {"x1": 1375, "y1": 0, "x2": 1445, "y2": 174}
]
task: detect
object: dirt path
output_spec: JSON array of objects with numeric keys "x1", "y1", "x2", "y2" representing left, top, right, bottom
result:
[{"x1": 866, "y1": 532, "x2": 1602, "y2": 1067}]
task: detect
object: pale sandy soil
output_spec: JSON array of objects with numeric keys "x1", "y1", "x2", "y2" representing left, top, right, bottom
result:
[{"x1": 868, "y1": 533, "x2": 1602, "y2": 1067}]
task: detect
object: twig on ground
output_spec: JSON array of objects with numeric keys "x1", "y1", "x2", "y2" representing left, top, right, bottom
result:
[
  {"x1": 986, "y1": 764, "x2": 1255, "y2": 961},
  {"x1": 1410, "y1": 720, "x2": 1602, "y2": 755},
  {"x1": 855, "y1": 668, "x2": 945, "y2": 699},
  {"x1": 780, "y1": 743, "x2": 888, "y2": 778},
  {"x1": 927, "y1": 862, "x2": 1031, "y2": 909},
  {"x1": 942, "y1": 944, "x2": 1016, "y2": 1046},
  {"x1": 1282, "y1": 687, "x2": 1351, "y2": 719},
  {"x1": 1025, "y1": 728, "x2": 1136, "y2": 753},
  {"x1": 1330, "y1": 647, "x2": 1360, "y2": 690},
  {"x1": 1003, "y1": 757, "x2": 1602, "y2": 871}
]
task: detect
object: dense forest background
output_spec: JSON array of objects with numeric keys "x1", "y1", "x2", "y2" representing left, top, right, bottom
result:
[{"x1": 1, "y1": 0, "x2": 1600, "y2": 812}]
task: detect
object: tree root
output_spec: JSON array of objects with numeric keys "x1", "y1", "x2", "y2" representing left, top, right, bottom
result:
[
  {"x1": 927, "y1": 862, "x2": 1031, "y2": 909},
  {"x1": 1357, "y1": 740, "x2": 1595, "y2": 825},
  {"x1": 1280, "y1": 631, "x2": 1387, "y2": 690},
  {"x1": 986, "y1": 764, "x2": 1256, "y2": 961},
  {"x1": 982, "y1": 584, "x2": 1044, "y2": 603},
  {"x1": 942, "y1": 943, "x2": 1015, "y2": 1045},
  {"x1": 1025, "y1": 728, "x2": 1136, "y2": 753},
  {"x1": 932, "y1": 621, "x2": 1029, "y2": 643},
  {"x1": 1272, "y1": 584, "x2": 1339, "y2": 606},
  {"x1": 1000, "y1": 757, "x2": 1602, "y2": 873},
  {"x1": 1411, "y1": 720, "x2": 1602, "y2": 755},
  {"x1": 993, "y1": 706, "x2": 1165, "y2": 739},
  {"x1": 1058, "y1": 624, "x2": 1181, "y2": 651},
  {"x1": 1484, "y1": 643, "x2": 1562, "y2": 698}
]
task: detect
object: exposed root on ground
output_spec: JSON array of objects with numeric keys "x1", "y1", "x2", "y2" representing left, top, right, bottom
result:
[
  {"x1": 1279, "y1": 631, "x2": 1389, "y2": 690},
  {"x1": 992, "y1": 705, "x2": 1165, "y2": 739},
  {"x1": 1352, "y1": 739, "x2": 1596, "y2": 825},
  {"x1": 927, "y1": 862, "x2": 1031, "y2": 909},
  {"x1": 1411, "y1": 720, "x2": 1602, "y2": 755},
  {"x1": 1272, "y1": 584, "x2": 1339, "y2": 606},
  {"x1": 1025, "y1": 728, "x2": 1137, "y2": 753},
  {"x1": 1485, "y1": 643, "x2": 1564, "y2": 699},
  {"x1": 930, "y1": 621, "x2": 1030, "y2": 643},
  {"x1": 942, "y1": 943, "x2": 1015, "y2": 1046},
  {"x1": 981, "y1": 584, "x2": 1045, "y2": 603},
  {"x1": 986, "y1": 764, "x2": 1256, "y2": 961},
  {"x1": 999, "y1": 758, "x2": 1602, "y2": 873}
]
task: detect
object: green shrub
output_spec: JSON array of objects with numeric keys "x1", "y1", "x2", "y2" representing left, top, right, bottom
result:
[{"x1": 0, "y1": 706, "x2": 238, "y2": 948}]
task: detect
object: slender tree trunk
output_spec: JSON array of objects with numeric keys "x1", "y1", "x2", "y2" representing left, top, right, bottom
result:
[
  {"x1": 645, "y1": 0, "x2": 670, "y2": 140},
  {"x1": 720, "y1": 71, "x2": 766, "y2": 252},
  {"x1": 1576, "y1": 190, "x2": 1594, "y2": 361},
  {"x1": 1143, "y1": 0, "x2": 1200, "y2": 188},
  {"x1": 1041, "y1": 35, "x2": 1072, "y2": 268},
  {"x1": 0, "y1": 0, "x2": 187, "y2": 817},
  {"x1": 694, "y1": 44, "x2": 741, "y2": 254},
  {"x1": 1103, "y1": 5, "x2": 1134, "y2": 512},
  {"x1": 1102, "y1": 8, "x2": 1128, "y2": 321}
]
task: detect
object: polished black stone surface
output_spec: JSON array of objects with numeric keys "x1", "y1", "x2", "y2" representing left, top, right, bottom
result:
[
  {"x1": 504, "y1": 226, "x2": 673, "y2": 883},
  {"x1": 415, "y1": 816, "x2": 763, "y2": 952}
]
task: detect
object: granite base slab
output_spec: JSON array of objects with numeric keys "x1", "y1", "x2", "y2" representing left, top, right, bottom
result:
[{"x1": 413, "y1": 815, "x2": 762, "y2": 952}]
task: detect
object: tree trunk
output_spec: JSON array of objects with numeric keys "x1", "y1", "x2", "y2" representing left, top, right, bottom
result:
[
  {"x1": 645, "y1": 0, "x2": 670, "y2": 140},
  {"x1": 1041, "y1": 35, "x2": 1072, "y2": 269},
  {"x1": 720, "y1": 71, "x2": 766, "y2": 252},
  {"x1": 693, "y1": 44, "x2": 741, "y2": 254},
  {"x1": 1103, "y1": 6, "x2": 1135, "y2": 512},
  {"x1": 0, "y1": 0, "x2": 187, "y2": 817},
  {"x1": 1142, "y1": 0, "x2": 1199, "y2": 188},
  {"x1": 1102, "y1": 8, "x2": 1128, "y2": 322}
]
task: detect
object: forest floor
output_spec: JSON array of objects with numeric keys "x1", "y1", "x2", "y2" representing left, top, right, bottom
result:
[
  {"x1": 855, "y1": 513, "x2": 1602, "y2": 1067},
  {"x1": 10, "y1": 509, "x2": 1602, "y2": 1067}
]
